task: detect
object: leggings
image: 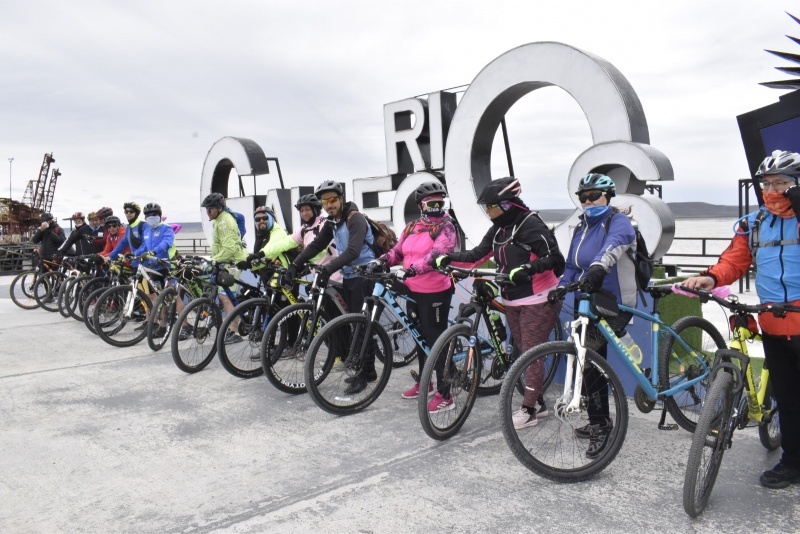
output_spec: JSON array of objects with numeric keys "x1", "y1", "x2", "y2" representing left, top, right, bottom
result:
[
  {"x1": 762, "y1": 334, "x2": 800, "y2": 467},
  {"x1": 407, "y1": 287, "x2": 453, "y2": 393}
]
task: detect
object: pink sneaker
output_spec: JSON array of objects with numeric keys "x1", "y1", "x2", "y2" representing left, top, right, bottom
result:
[
  {"x1": 401, "y1": 381, "x2": 433, "y2": 399},
  {"x1": 427, "y1": 392, "x2": 454, "y2": 413}
]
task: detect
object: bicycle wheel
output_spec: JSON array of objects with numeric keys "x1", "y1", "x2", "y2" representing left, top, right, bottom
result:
[
  {"x1": 82, "y1": 286, "x2": 111, "y2": 335},
  {"x1": 10, "y1": 271, "x2": 40, "y2": 310},
  {"x1": 74, "y1": 276, "x2": 110, "y2": 321},
  {"x1": 32, "y1": 272, "x2": 55, "y2": 311},
  {"x1": 147, "y1": 285, "x2": 191, "y2": 352},
  {"x1": 57, "y1": 276, "x2": 78, "y2": 318},
  {"x1": 758, "y1": 377, "x2": 781, "y2": 451},
  {"x1": 304, "y1": 313, "x2": 392, "y2": 415},
  {"x1": 417, "y1": 323, "x2": 481, "y2": 440},
  {"x1": 217, "y1": 298, "x2": 272, "y2": 379},
  {"x1": 261, "y1": 302, "x2": 330, "y2": 394},
  {"x1": 683, "y1": 372, "x2": 734, "y2": 518},
  {"x1": 171, "y1": 297, "x2": 221, "y2": 373},
  {"x1": 659, "y1": 316, "x2": 727, "y2": 433},
  {"x1": 499, "y1": 341, "x2": 629, "y2": 482},
  {"x1": 93, "y1": 286, "x2": 150, "y2": 348}
]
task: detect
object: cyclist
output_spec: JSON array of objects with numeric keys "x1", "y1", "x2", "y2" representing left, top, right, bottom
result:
[
  {"x1": 367, "y1": 181, "x2": 456, "y2": 402},
  {"x1": 435, "y1": 177, "x2": 565, "y2": 417},
  {"x1": 58, "y1": 212, "x2": 103, "y2": 256},
  {"x1": 238, "y1": 206, "x2": 298, "y2": 271},
  {"x1": 684, "y1": 149, "x2": 800, "y2": 489},
  {"x1": 201, "y1": 193, "x2": 249, "y2": 344},
  {"x1": 89, "y1": 207, "x2": 115, "y2": 251},
  {"x1": 32, "y1": 212, "x2": 66, "y2": 262},
  {"x1": 107, "y1": 202, "x2": 145, "y2": 261},
  {"x1": 550, "y1": 173, "x2": 637, "y2": 458},
  {"x1": 284, "y1": 180, "x2": 377, "y2": 394},
  {"x1": 99, "y1": 216, "x2": 127, "y2": 259}
]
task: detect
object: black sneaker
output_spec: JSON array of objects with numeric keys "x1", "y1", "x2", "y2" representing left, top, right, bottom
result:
[
  {"x1": 344, "y1": 368, "x2": 378, "y2": 384},
  {"x1": 224, "y1": 332, "x2": 243, "y2": 345},
  {"x1": 178, "y1": 326, "x2": 193, "y2": 341},
  {"x1": 575, "y1": 419, "x2": 613, "y2": 439},
  {"x1": 586, "y1": 421, "x2": 613, "y2": 459},
  {"x1": 760, "y1": 462, "x2": 800, "y2": 489},
  {"x1": 152, "y1": 325, "x2": 167, "y2": 338},
  {"x1": 343, "y1": 375, "x2": 369, "y2": 395}
]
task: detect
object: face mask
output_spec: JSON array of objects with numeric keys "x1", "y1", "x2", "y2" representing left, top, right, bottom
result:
[
  {"x1": 74, "y1": 221, "x2": 84, "y2": 227},
  {"x1": 583, "y1": 205, "x2": 611, "y2": 218},
  {"x1": 146, "y1": 215, "x2": 161, "y2": 228}
]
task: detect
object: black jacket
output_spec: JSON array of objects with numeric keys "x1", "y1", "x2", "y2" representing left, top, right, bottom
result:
[
  {"x1": 60, "y1": 224, "x2": 104, "y2": 255},
  {"x1": 32, "y1": 223, "x2": 67, "y2": 260}
]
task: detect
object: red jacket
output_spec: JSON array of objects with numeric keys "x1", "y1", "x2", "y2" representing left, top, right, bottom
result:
[{"x1": 101, "y1": 227, "x2": 127, "y2": 257}]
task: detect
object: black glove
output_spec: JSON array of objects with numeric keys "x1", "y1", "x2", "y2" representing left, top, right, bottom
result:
[
  {"x1": 247, "y1": 251, "x2": 264, "y2": 263},
  {"x1": 401, "y1": 267, "x2": 416, "y2": 278},
  {"x1": 366, "y1": 258, "x2": 386, "y2": 274},
  {"x1": 280, "y1": 264, "x2": 298, "y2": 289},
  {"x1": 785, "y1": 185, "x2": 800, "y2": 219},
  {"x1": 434, "y1": 255, "x2": 452, "y2": 269},
  {"x1": 582, "y1": 265, "x2": 606, "y2": 291},
  {"x1": 547, "y1": 286, "x2": 568, "y2": 304},
  {"x1": 316, "y1": 267, "x2": 332, "y2": 288},
  {"x1": 236, "y1": 260, "x2": 251, "y2": 270}
]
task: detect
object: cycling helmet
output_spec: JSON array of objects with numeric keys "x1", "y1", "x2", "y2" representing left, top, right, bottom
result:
[
  {"x1": 201, "y1": 192, "x2": 226, "y2": 208},
  {"x1": 576, "y1": 173, "x2": 616, "y2": 198},
  {"x1": 123, "y1": 201, "x2": 141, "y2": 213},
  {"x1": 756, "y1": 150, "x2": 800, "y2": 177},
  {"x1": 295, "y1": 194, "x2": 322, "y2": 210},
  {"x1": 314, "y1": 180, "x2": 344, "y2": 199},
  {"x1": 96, "y1": 207, "x2": 114, "y2": 219},
  {"x1": 253, "y1": 205, "x2": 276, "y2": 217},
  {"x1": 71, "y1": 211, "x2": 85, "y2": 220},
  {"x1": 415, "y1": 181, "x2": 447, "y2": 203},
  {"x1": 143, "y1": 202, "x2": 162, "y2": 216},
  {"x1": 40, "y1": 212, "x2": 54, "y2": 222},
  {"x1": 476, "y1": 177, "x2": 522, "y2": 205},
  {"x1": 104, "y1": 216, "x2": 121, "y2": 226}
]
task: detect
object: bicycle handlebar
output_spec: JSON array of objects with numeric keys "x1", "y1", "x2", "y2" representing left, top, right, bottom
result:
[
  {"x1": 439, "y1": 265, "x2": 514, "y2": 286},
  {"x1": 675, "y1": 284, "x2": 800, "y2": 316}
]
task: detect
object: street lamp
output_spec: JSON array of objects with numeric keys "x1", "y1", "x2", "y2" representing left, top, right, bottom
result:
[{"x1": 8, "y1": 158, "x2": 13, "y2": 200}]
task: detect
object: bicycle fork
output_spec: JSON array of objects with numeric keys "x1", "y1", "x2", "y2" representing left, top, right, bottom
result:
[{"x1": 556, "y1": 316, "x2": 588, "y2": 418}]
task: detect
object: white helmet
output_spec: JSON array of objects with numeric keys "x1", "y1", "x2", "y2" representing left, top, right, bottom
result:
[{"x1": 756, "y1": 150, "x2": 800, "y2": 177}]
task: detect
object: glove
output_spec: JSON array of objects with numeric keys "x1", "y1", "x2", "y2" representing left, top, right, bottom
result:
[
  {"x1": 434, "y1": 255, "x2": 451, "y2": 269},
  {"x1": 547, "y1": 286, "x2": 567, "y2": 304},
  {"x1": 404, "y1": 267, "x2": 416, "y2": 278},
  {"x1": 785, "y1": 184, "x2": 800, "y2": 218},
  {"x1": 247, "y1": 251, "x2": 264, "y2": 263},
  {"x1": 581, "y1": 265, "x2": 606, "y2": 291},
  {"x1": 236, "y1": 260, "x2": 251, "y2": 270},
  {"x1": 280, "y1": 264, "x2": 298, "y2": 289},
  {"x1": 509, "y1": 265, "x2": 531, "y2": 285},
  {"x1": 93, "y1": 254, "x2": 105, "y2": 264},
  {"x1": 366, "y1": 258, "x2": 386, "y2": 274},
  {"x1": 316, "y1": 266, "x2": 332, "y2": 288}
]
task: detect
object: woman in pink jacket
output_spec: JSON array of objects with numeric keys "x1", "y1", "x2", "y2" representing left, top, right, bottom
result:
[{"x1": 367, "y1": 181, "x2": 457, "y2": 405}]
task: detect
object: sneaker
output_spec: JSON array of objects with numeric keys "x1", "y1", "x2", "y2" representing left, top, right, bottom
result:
[
  {"x1": 224, "y1": 332, "x2": 243, "y2": 344},
  {"x1": 178, "y1": 326, "x2": 193, "y2": 341},
  {"x1": 344, "y1": 368, "x2": 378, "y2": 384},
  {"x1": 152, "y1": 325, "x2": 167, "y2": 338},
  {"x1": 512, "y1": 408, "x2": 538, "y2": 430},
  {"x1": 428, "y1": 392, "x2": 454, "y2": 413},
  {"x1": 533, "y1": 400, "x2": 550, "y2": 418},
  {"x1": 574, "y1": 418, "x2": 613, "y2": 439},
  {"x1": 760, "y1": 462, "x2": 800, "y2": 489},
  {"x1": 343, "y1": 375, "x2": 369, "y2": 395},
  {"x1": 585, "y1": 421, "x2": 613, "y2": 459},
  {"x1": 401, "y1": 381, "x2": 433, "y2": 399}
]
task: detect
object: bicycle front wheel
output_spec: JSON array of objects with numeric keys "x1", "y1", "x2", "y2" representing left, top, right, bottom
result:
[
  {"x1": 10, "y1": 271, "x2": 40, "y2": 310},
  {"x1": 82, "y1": 286, "x2": 111, "y2": 335},
  {"x1": 93, "y1": 286, "x2": 150, "y2": 348},
  {"x1": 217, "y1": 298, "x2": 272, "y2": 379},
  {"x1": 758, "y1": 377, "x2": 781, "y2": 451},
  {"x1": 499, "y1": 341, "x2": 629, "y2": 482},
  {"x1": 57, "y1": 276, "x2": 78, "y2": 318},
  {"x1": 659, "y1": 316, "x2": 726, "y2": 433},
  {"x1": 32, "y1": 272, "x2": 56, "y2": 311},
  {"x1": 417, "y1": 323, "x2": 481, "y2": 440},
  {"x1": 304, "y1": 313, "x2": 392, "y2": 415},
  {"x1": 147, "y1": 285, "x2": 192, "y2": 352},
  {"x1": 171, "y1": 297, "x2": 221, "y2": 373},
  {"x1": 683, "y1": 371, "x2": 735, "y2": 518}
]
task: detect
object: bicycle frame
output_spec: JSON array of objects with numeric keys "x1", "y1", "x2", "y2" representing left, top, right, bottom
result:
[{"x1": 728, "y1": 318, "x2": 769, "y2": 424}]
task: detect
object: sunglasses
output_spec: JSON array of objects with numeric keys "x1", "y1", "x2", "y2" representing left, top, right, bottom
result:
[
  {"x1": 421, "y1": 199, "x2": 444, "y2": 209},
  {"x1": 320, "y1": 196, "x2": 340, "y2": 206},
  {"x1": 578, "y1": 191, "x2": 606, "y2": 203},
  {"x1": 254, "y1": 215, "x2": 270, "y2": 222},
  {"x1": 482, "y1": 203, "x2": 500, "y2": 211},
  {"x1": 107, "y1": 224, "x2": 119, "y2": 228},
  {"x1": 124, "y1": 209, "x2": 136, "y2": 214}
]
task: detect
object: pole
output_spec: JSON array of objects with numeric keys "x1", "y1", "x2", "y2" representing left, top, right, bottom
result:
[{"x1": 8, "y1": 158, "x2": 13, "y2": 200}]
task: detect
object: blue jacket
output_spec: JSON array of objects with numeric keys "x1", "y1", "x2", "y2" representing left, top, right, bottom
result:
[
  {"x1": 133, "y1": 222, "x2": 176, "y2": 267},
  {"x1": 744, "y1": 209, "x2": 800, "y2": 303},
  {"x1": 109, "y1": 219, "x2": 144, "y2": 260},
  {"x1": 562, "y1": 208, "x2": 637, "y2": 307}
]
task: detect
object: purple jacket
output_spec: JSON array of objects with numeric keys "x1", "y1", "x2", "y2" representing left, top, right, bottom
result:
[{"x1": 382, "y1": 216, "x2": 456, "y2": 293}]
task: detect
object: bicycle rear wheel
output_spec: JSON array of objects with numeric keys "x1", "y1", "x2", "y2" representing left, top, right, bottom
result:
[
  {"x1": 171, "y1": 297, "x2": 221, "y2": 373},
  {"x1": 683, "y1": 372, "x2": 734, "y2": 518},
  {"x1": 82, "y1": 286, "x2": 110, "y2": 335},
  {"x1": 74, "y1": 276, "x2": 109, "y2": 321},
  {"x1": 93, "y1": 286, "x2": 150, "y2": 348},
  {"x1": 10, "y1": 271, "x2": 40, "y2": 310},
  {"x1": 417, "y1": 323, "x2": 481, "y2": 440},
  {"x1": 32, "y1": 272, "x2": 56, "y2": 311},
  {"x1": 147, "y1": 285, "x2": 192, "y2": 352},
  {"x1": 758, "y1": 377, "x2": 781, "y2": 451},
  {"x1": 57, "y1": 276, "x2": 77, "y2": 318},
  {"x1": 659, "y1": 316, "x2": 726, "y2": 433},
  {"x1": 499, "y1": 341, "x2": 629, "y2": 482},
  {"x1": 217, "y1": 298, "x2": 272, "y2": 379},
  {"x1": 304, "y1": 313, "x2": 392, "y2": 415}
]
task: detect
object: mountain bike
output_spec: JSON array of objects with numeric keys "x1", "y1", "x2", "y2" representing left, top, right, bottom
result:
[
  {"x1": 682, "y1": 293, "x2": 799, "y2": 517},
  {"x1": 9, "y1": 253, "x2": 58, "y2": 310},
  {"x1": 500, "y1": 282, "x2": 726, "y2": 482},
  {"x1": 79, "y1": 259, "x2": 131, "y2": 333}
]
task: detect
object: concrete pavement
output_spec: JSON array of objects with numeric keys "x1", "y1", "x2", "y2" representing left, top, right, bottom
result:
[{"x1": 0, "y1": 286, "x2": 798, "y2": 533}]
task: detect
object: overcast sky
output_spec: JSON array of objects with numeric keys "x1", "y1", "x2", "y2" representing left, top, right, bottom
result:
[{"x1": 1, "y1": 1, "x2": 798, "y2": 222}]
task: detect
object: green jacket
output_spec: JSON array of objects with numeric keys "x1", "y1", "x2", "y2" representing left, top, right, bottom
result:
[
  {"x1": 257, "y1": 224, "x2": 298, "y2": 268},
  {"x1": 211, "y1": 211, "x2": 248, "y2": 264}
]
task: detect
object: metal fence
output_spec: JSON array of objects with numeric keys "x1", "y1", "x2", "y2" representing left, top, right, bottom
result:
[{"x1": 660, "y1": 236, "x2": 753, "y2": 292}]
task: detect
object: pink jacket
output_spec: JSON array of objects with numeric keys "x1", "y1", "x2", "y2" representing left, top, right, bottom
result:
[{"x1": 381, "y1": 216, "x2": 456, "y2": 293}]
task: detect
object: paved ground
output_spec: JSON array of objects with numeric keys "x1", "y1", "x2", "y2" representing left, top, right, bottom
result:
[{"x1": 0, "y1": 279, "x2": 798, "y2": 533}]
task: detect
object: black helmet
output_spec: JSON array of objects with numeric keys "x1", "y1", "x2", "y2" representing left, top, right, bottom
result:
[
  {"x1": 295, "y1": 194, "x2": 322, "y2": 210},
  {"x1": 415, "y1": 181, "x2": 447, "y2": 203},
  {"x1": 104, "y1": 216, "x2": 121, "y2": 226},
  {"x1": 476, "y1": 177, "x2": 522, "y2": 205},
  {"x1": 40, "y1": 212, "x2": 54, "y2": 222},
  {"x1": 314, "y1": 180, "x2": 344, "y2": 199},
  {"x1": 756, "y1": 150, "x2": 800, "y2": 177},
  {"x1": 143, "y1": 202, "x2": 162, "y2": 216},
  {"x1": 253, "y1": 205, "x2": 275, "y2": 217},
  {"x1": 123, "y1": 201, "x2": 141, "y2": 214},
  {"x1": 576, "y1": 173, "x2": 616, "y2": 198},
  {"x1": 201, "y1": 192, "x2": 226, "y2": 208},
  {"x1": 96, "y1": 207, "x2": 114, "y2": 219}
]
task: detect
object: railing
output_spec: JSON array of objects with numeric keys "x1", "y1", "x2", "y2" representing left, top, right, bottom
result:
[
  {"x1": 0, "y1": 243, "x2": 37, "y2": 273},
  {"x1": 174, "y1": 238, "x2": 211, "y2": 256},
  {"x1": 660, "y1": 236, "x2": 753, "y2": 293}
]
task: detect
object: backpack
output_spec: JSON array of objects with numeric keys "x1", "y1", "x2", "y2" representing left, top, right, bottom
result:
[
  {"x1": 746, "y1": 208, "x2": 800, "y2": 257},
  {"x1": 347, "y1": 211, "x2": 397, "y2": 256},
  {"x1": 223, "y1": 207, "x2": 257, "y2": 248}
]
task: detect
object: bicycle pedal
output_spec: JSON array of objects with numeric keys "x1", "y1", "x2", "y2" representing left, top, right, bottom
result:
[{"x1": 658, "y1": 423, "x2": 679, "y2": 431}]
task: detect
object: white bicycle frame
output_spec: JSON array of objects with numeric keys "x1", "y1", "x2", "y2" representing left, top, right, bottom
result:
[{"x1": 555, "y1": 314, "x2": 590, "y2": 417}]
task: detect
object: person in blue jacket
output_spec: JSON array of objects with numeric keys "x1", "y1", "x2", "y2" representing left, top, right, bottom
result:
[{"x1": 132, "y1": 202, "x2": 176, "y2": 269}]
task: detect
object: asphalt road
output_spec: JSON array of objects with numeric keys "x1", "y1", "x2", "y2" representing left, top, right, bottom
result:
[{"x1": 0, "y1": 284, "x2": 798, "y2": 533}]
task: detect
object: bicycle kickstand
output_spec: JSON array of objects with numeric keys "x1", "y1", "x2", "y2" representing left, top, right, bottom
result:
[{"x1": 657, "y1": 404, "x2": 678, "y2": 431}]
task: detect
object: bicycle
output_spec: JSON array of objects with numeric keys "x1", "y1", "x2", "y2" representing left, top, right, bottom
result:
[
  {"x1": 146, "y1": 257, "x2": 206, "y2": 352},
  {"x1": 499, "y1": 282, "x2": 726, "y2": 482},
  {"x1": 79, "y1": 258, "x2": 131, "y2": 333},
  {"x1": 56, "y1": 255, "x2": 99, "y2": 318},
  {"x1": 417, "y1": 265, "x2": 562, "y2": 440},
  {"x1": 682, "y1": 291, "x2": 799, "y2": 517},
  {"x1": 9, "y1": 254, "x2": 58, "y2": 310}
]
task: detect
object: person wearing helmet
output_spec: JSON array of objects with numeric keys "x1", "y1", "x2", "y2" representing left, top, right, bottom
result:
[
  {"x1": 132, "y1": 202, "x2": 176, "y2": 264},
  {"x1": 284, "y1": 180, "x2": 378, "y2": 394},
  {"x1": 58, "y1": 211, "x2": 104, "y2": 256},
  {"x1": 32, "y1": 212, "x2": 66, "y2": 263},
  {"x1": 87, "y1": 207, "x2": 115, "y2": 251},
  {"x1": 684, "y1": 150, "x2": 800, "y2": 489},
  {"x1": 435, "y1": 177, "x2": 565, "y2": 416},
  {"x1": 236, "y1": 206, "x2": 298, "y2": 272},
  {"x1": 366, "y1": 180, "x2": 457, "y2": 402},
  {"x1": 107, "y1": 202, "x2": 144, "y2": 261},
  {"x1": 98, "y1": 215, "x2": 127, "y2": 259},
  {"x1": 201, "y1": 193, "x2": 248, "y2": 344}
]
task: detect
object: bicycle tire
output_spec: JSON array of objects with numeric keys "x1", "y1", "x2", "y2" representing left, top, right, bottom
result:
[
  {"x1": 758, "y1": 377, "x2": 781, "y2": 451},
  {"x1": 499, "y1": 341, "x2": 629, "y2": 482},
  {"x1": 147, "y1": 285, "x2": 191, "y2": 352},
  {"x1": 93, "y1": 286, "x2": 150, "y2": 348},
  {"x1": 417, "y1": 323, "x2": 481, "y2": 440},
  {"x1": 659, "y1": 316, "x2": 727, "y2": 433},
  {"x1": 171, "y1": 297, "x2": 221, "y2": 373},
  {"x1": 57, "y1": 276, "x2": 78, "y2": 318},
  {"x1": 683, "y1": 372, "x2": 734, "y2": 518},
  {"x1": 217, "y1": 298, "x2": 272, "y2": 379},
  {"x1": 261, "y1": 302, "x2": 329, "y2": 394},
  {"x1": 32, "y1": 272, "x2": 56, "y2": 311},
  {"x1": 74, "y1": 276, "x2": 110, "y2": 321},
  {"x1": 82, "y1": 286, "x2": 111, "y2": 335},
  {"x1": 10, "y1": 271, "x2": 40, "y2": 310},
  {"x1": 304, "y1": 313, "x2": 392, "y2": 415}
]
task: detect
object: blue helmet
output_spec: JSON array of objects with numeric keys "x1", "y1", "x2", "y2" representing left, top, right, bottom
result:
[{"x1": 576, "y1": 173, "x2": 616, "y2": 198}]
